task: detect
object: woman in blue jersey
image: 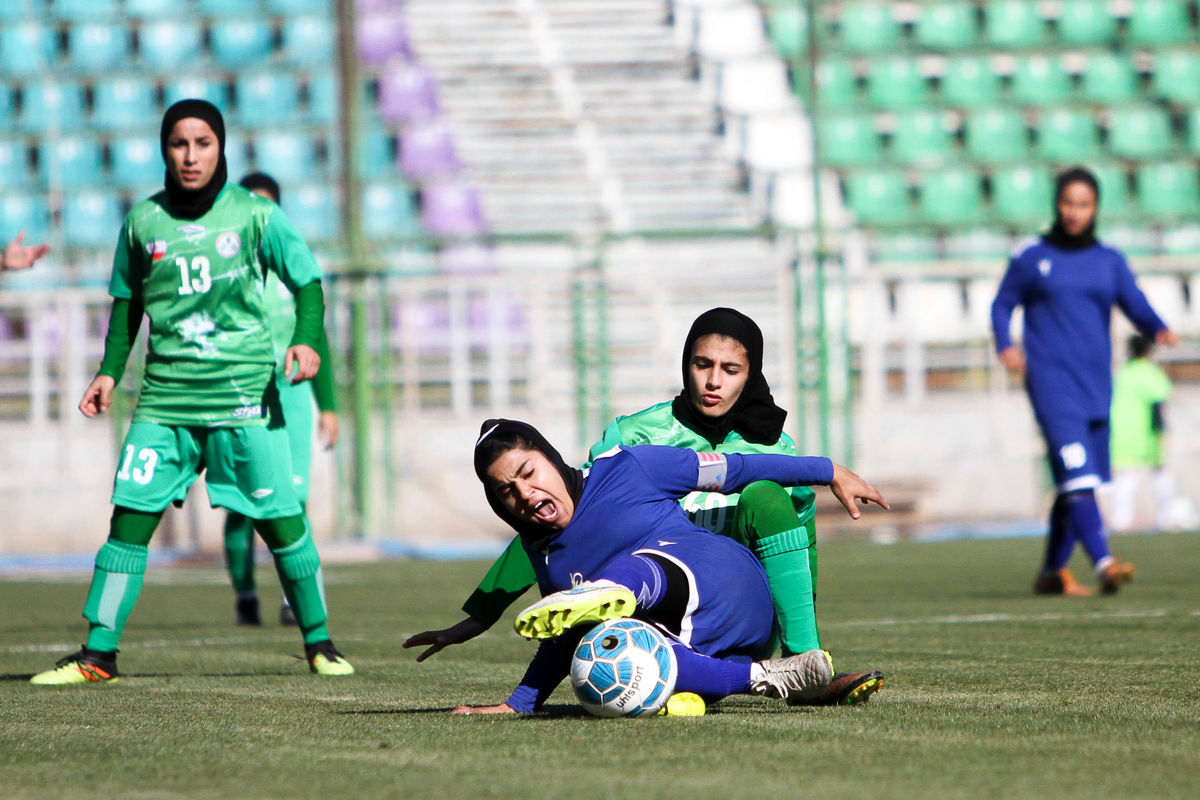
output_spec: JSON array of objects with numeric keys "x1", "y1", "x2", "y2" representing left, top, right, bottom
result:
[
  {"x1": 450, "y1": 418, "x2": 888, "y2": 715},
  {"x1": 991, "y1": 166, "x2": 1178, "y2": 596}
]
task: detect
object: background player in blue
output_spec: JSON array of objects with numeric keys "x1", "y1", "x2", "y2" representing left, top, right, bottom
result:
[
  {"x1": 447, "y1": 419, "x2": 888, "y2": 715},
  {"x1": 991, "y1": 166, "x2": 1178, "y2": 597}
]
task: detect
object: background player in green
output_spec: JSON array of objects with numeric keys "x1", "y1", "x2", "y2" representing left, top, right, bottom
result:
[
  {"x1": 223, "y1": 172, "x2": 340, "y2": 627},
  {"x1": 406, "y1": 307, "x2": 883, "y2": 705},
  {"x1": 30, "y1": 100, "x2": 353, "y2": 684}
]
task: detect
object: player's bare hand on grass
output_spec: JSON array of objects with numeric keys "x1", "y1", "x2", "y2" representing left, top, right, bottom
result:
[
  {"x1": 284, "y1": 344, "x2": 319, "y2": 384},
  {"x1": 830, "y1": 464, "x2": 889, "y2": 519},
  {"x1": 2, "y1": 231, "x2": 50, "y2": 271},
  {"x1": 998, "y1": 346, "x2": 1025, "y2": 373},
  {"x1": 403, "y1": 617, "x2": 487, "y2": 662},
  {"x1": 451, "y1": 703, "x2": 515, "y2": 715},
  {"x1": 79, "y1": 375, "x2": 116, "y2": 417},
  {"x1": 319, "y1": 411, "x2": 339, "y2": 450}
]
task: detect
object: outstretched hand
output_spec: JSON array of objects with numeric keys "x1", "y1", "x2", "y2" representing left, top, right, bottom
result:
[
  {"x1": 2, "y1": 231, "x2": 50, "y2": 271},
  {"x1": 402, "y1": 617, "x2": 488, "y2": 662},
  {"x1": 829, "y1": 463, "x2": 889, "y2": 519},
  {"x1": 451, "y1": 703, "x2": 515, "y2": 716}
]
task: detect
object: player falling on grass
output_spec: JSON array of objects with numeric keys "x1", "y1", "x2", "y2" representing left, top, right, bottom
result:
[
  {"x1": 446, "y1": 418, "x2": 888, "y2": 715},
  {"x1": 30, "y1": 100, "x2": 352, "y2": 684},
  {"x1": 991, "y1": 166, "x2": 1178, "y2": 597},
  {"x1": 406, "y1": 308, "x2": 884, "y2": 705},
  {"x1": 223, "y1": 172, "x2": 340, "y2": 628}
]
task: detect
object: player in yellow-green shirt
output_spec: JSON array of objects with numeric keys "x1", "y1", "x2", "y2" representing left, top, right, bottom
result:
[{"x1": 30, "y1": 100, "x2": 352, "y2": 685}]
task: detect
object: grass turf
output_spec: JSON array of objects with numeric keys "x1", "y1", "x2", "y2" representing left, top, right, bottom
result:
[{"x1": 2, "y1": 532, "x2": 1198, "y2": 800}]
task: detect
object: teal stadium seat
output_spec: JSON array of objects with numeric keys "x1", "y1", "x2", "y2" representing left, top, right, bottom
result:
[
  {"x1": 0, "y1": 139, "x2": 27, "y2": 189},
  {"x1": 268, "y1": 0, "x2": 333, "y2": 11},
  {"x1": 110, "y1": 136, "x2": 161, "y2": 189},
  {"x1": 940, "y1": 56, "x2": 1002, "y2": 108},
  {"x1": 964, "y1": 107, "x2": 1028, "y2": 163},
  {"x1": 984, "y1": 0, "x2": 1046, "y2": 48},
  {"x1": 308, "y1": 72, "x2": 340, "y2": 124},
  {"x1": 93, "y1": 77, "x2": 159, "y2": 130},
  {"x1": 50, "y1": 0, "x2": 118, "y2": 21},
  {"x1": 991, "y1": 165, "x2": 1054, "y2": 225},
  {"x1": 62, "y1": 192, "x2": 123, "y2": 248},
  {"x1": 1108, "y1": 106, "x2": 1173, "y2": 160},
  {"x1": 235, "y1": 73, "x2": 301, "y2": 125},
  {"x1": 0, "y1": 1, "x2": 36, "y2": 22},
  {"x1": 249, "y1": 131, "x2": 319, "y2": 184},
  {"x1": 890, "y1": 109, "x2": 952, "y2": 165},
  {"x1": 1152, "y1": 51, "x2": 1200, "y2": 105},
  {"x1": 357, "y1": 129, "x2": 396, "y2": 176},
  {"x1": 68, "y1": 23, "x2": 131, "y2": 72},
  {"x1": 919, "y1": 167, "x2": 985, "y2": 225},
  {"x1": 223, "y1": 130, "x2": 249, "y2": 179},
  {"x1": 163, "y1": 77, "x2": 230, "y2": 111},
  {"x1": 1090, "y1": 163, "x2": 1133, "y2": 215},
  {"x1": 281, "y1": 16, "x2": 335, "y2": 67},
  {"x1": 812, "y1": 58, "x2": 859, "y2": 110},
  {"x1": 819, "y1": 112, "x2": 880, "y2": 166},
  {"x1": 40, "y1": 137, "x2": 104, "y2": 188},
  {"x1": 126, "y1": 0, "x2": 188, "y2": 16},
  {"x1": 1185, "y1": 107, "x2": 1200, "y2": 155},
  {"x1": 197, "y1": 0, "x2": 252, "y2": 12},
  {"x1": 1010, "y1": 55, "x2": 1073, "y2": 106},
  {"x1": 838, "y1": 3, "x2": 899, "y2": 53},
  {"x1": 210, "y1": 19, "x2": 275, "y2": 69},
  {"x1": 843, "y1": 170, "x2": 912, "y2": 225},
  {"x1": 915, "y1": 2, "x2": 977, "y2": 50},
  {"x1": 1, "y1": 23, "x2": 57, "y2": 78},
  {"x1": 0, "y1": 83, "x2": 13, "y2": 128},
  {"x1": 1136, "y1": 162, "x2": 1200, "y2": 216},
  {"x1": 363, "y1": 182, "x2": 420, "y2": 240},
  {"x1": 1080, "y1": 52, "x2": 1140, "y2": 104},
  {"x1": 1036, "y1": 108, "x2": 1100, "y2": 162},
  {"x1": 1056, "y1": 0, "x2": 1117, "y2": 46},
  {"x1": 866, "y1": 57, "x2": 928, "y2": 109},
  {"x1": 20, "y1": 81, "x2": 86, "y2": 133},
  {"x1": 140, "y1": 20, "x2": 204, "y2": 71},
  {"x1": 767, "y1": 6, "x2": 807, "y2": 59},
  {"x1": 1, "y1": 195, "x2": 51, "y2": 242},
  {"x1": 1127, "y1": 0, "x2": 1193, "y2": 47},
  {"x1": 283, "y1": 184, "x2": 340, "y2": 243}
]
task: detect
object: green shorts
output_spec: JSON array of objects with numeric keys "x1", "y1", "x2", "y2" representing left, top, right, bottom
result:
[
  {"x1": 277, "y1": 375, "x2": 314, "y2": 504},
  {"x1": 111, "y1": 421, "x2": 302, "y2": 519}
]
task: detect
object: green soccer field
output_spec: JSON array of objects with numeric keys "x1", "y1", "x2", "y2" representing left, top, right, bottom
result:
[{"x1": 2, "y1": 532, "x2": 1198, "y2": 800}]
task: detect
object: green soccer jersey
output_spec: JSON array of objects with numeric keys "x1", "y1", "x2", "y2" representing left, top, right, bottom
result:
[
  {"x1": 110, "y1": 184, "x2": 322, "y2": 427},
  {"x1": 1111, "y1": 358, "x2": 1172, "y2": 469}
]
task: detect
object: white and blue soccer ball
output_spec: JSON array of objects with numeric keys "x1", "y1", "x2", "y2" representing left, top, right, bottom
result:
[{"x1": 570, "y1": 619, "x2": 678, "y2": 718}]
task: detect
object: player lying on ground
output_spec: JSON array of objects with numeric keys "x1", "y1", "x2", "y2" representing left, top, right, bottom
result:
[
  {"x1": 436, "y1": 418, "x2": 888, "y2": 715},
  {"x1": 405, "y1": 308, "x2": 884, "y2": 705},
  {"x1": 29, "y1": 100, "x2": 352, "y2": 685}
]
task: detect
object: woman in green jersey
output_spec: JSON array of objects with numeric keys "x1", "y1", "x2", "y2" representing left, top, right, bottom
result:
[
  {"x1": 30, "y1": 100, "x2": 352, "y2": 684},
  {"x1": 405, "y1": 308, "x2": 883, "y2": 705}
]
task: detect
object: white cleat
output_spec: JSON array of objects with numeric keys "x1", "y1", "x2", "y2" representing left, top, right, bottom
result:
[{"x1": 750, "y1": 649, "x2": 834, "y2": 702}]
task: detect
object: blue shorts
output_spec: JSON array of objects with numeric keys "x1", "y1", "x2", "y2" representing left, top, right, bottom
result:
[{"x1": 1036, "y1": 415, "x2": 1111, "y2": 493}]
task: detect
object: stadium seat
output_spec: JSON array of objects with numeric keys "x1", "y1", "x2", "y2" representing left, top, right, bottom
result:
[
  {"x1": 249, "y1": 130, "x2": 319, "y2": 184},
  {"x1": 984, "y1": 0, "x2": 1046, "y2": 48},
  {"x1": 20, "y1": 81, "x2": 86, "y2": 133},
  {"x1": 0, "y1": 1, "x2": 34, "y2": 22},
  {"x1": 210, "y1": 19, "x2": 275, "y2": 69},
  {"x1": 267, "y1": 0, "x2": 334, "y2": 11},
  {"x1": 838, "y1": 3, "x2": 899, "y2": 53},
  {"x1": 0, "y1": 83, "x2": 13, "y2": 128},
  {"x1": 819, "y1": 112, "x2": 880, "y2": 167},
  {"x1": 357, "y1": 128, "x2": 396, "y2": 176},
  {"x1": 1056, "y1": 0, "x2": 1117, "y2": 46},
  {"x1": 1090, "y1": 163, "x2": 1133, "y2": 215},
  {"x1": 398, "y1": 118, "x2": 460, "y2": 180},
  {"x1": 1127, "y1": 0, "x2": 1193, "y2": 46},
  {"x1": 125, "y1": 0, "x2": 188, "y2": 16},
  {"x1": 1009, "y1": 55, "x2": 1072, "y2": 106},
  {"x1": 50, "y1": 0, "x2": 117, "y2": 21},
  {"x1": 1079, "y1": 53, "x2": 1140, "y2": 105},
  {"x1": 1184, "y1": 107, "x2": 1200, "y2": 155},
  {"x1": 235, "y1": 73, "x2": 301, "y2": 125},
  {"x1": 889, "y1": 109, "x2": 952, "y2": 165},
  {"x1": 696, "y1": 5, "x2": 768, "y2": 61},
  {"x1": 67, "y1": 23, "x2": 132, "y2": 72},
  {"x1": 0, "y1": 139, "x2": 27, "y2": 189},
  {"x1": 866, "y1": 57, "x2": 928, "y2": 108},
  {"x1": 196, "y1": 0, "x2": 252, "y2": 12},
  {"x1": 812, "y1": 58, "x2": 859, "y2": 110},
  {"x1": 843, "y1": 170, "x2": 912, "y2": 225},
  {"x1": 110, "y1": 135, "x2": 161, "y2": 189},
  {"x1": 283, "y1": 184, "x2": 340, "y2": 243},
  {"x1": 869, "y1": 232, "x2": 940, "y2": 262},
  {"x1": 914, "y1": 2, "x2": 977, "y2": 50},
  {"x1": 62, "y1": 192, "x2": 124, "y2": 248},
  {"x1": 1136, "y1": 162, "x2": 1200, "y2": 217},
  {"x1": 919, "y1": 167, "x2": 985, "y2": 225},
  {"x1": 1108, "y1": 106, "x2": 1173, "y2": 160},
  {"x1": 1151, "y1": 51, "x2": 1200, "y2": 105},
  {"x1": 964, "y1": 107, "x2": 1028, "y2": 163},
  {"x1": 944, "y1": 228, "x2": 1012, "y2": 261},
  {"x1": 1, "y1": 23, "x2": 57, "y2": 78},
  {"x1": 281, "y1": 16, "x2": 335, "y2": 67},
  {"x1": 92, "y1": 77, "x2": 158, "y2": 130},
  {"x1": 357, "y1": 13, "x2": 413, "y2": 66},
  {"x1": 363, "y1": 182, "x2": 420, "y2": 240},
  {"x1": 163, "y1": 77, "x2": 230, "y2": 111},
  {"x1": 1, "y1": 194, "x2": 51, "y2": 243},
  {"x1": 420, "y1": 181, "x2": 486, "y2": 237},
  {"x1": 223, "y1": 130, "x2": 249, "y2": 178},
  {"x1": 991, "y1": 165, "x2": 1054, "y2": 225},
  {"x1": 766, "y1": 5, "x2": 807, "y2": 59},
  {"x1": 40, "y1": 137, "x2": 104, "y2": 188},
  {"x1": 377, "y1": 63, "x2": 440, "y2": 122},
  {"x1": 139, "y1": 20, "x2": 204, "y2": 71},
  {"x1": 1036, "y1": 109, "x2": 1099, "y2": 162},
  {"x1": 939, "y1": 56, "x2": 1002, "y2": 108}
]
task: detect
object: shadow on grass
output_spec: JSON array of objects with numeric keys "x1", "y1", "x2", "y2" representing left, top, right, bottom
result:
[{"x1": 3, "y1": 671, "x2": 297, "y2": 681}]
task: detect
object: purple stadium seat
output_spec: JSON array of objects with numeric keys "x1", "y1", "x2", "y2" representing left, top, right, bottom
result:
[
  {"x1": 357, "y1": 13, "x2": 412, "y2": 65},
  {"x1": 398, "y1": 118, "x2": 460, "y2": 179},
  {"x1": 356, "y1": 0, "x2": 396, "y2": 12},
  {"x1": 438, "y1": 243, "x2": 494, "y2": 275},
  {"x1": 377, "y1": 63, "x2": 439, "y2": 123},
  {"x1": 419, "y1": 181, "x2": 486, "y2": 237}
]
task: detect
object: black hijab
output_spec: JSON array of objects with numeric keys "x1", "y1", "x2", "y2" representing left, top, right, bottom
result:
[
  {"x1": 473, "y1": 418, "x2": 585, "y2": 551},
  {"x1": 671, "y1": 307, "x2": 787, "y2": 446},
  {"x1": 1042, "y1": 166, "x2": 1099, "y2": 251},
  {"x1": 239, "y1": 171, "x2": 281, "y2": 204},
  {"x1": 160, "y1": 99, "x2": 228, "y2": 219}
]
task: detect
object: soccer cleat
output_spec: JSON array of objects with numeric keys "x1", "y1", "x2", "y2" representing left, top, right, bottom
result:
[
  {"x1": 514, "y1": 580, "x2": 636, "y2": 640},
  {"x1": 305, "y1": 640, "x2": 355, "y2": 676},
  {"x1": 750, "y1": 649, "x2": 834, "y2": 702},
  {"x1": 1100, "y1": 558, "x2": 1135, "y2": 595},
  {"x1": 279, "y1": 602, "x2": 297, "y2": 626},
  {"x1": 789, "y1": 670, "x2": 884, "y2": 706},
  {"x1": 236, "y1": 597, "x2": 262, "y2": 626},
  {"x1": 30, "y1": 647, "x2": 119, "y2": 685},
  {"x1": 1034, "y1": 568, "x2": 1092, "y2": 597}
]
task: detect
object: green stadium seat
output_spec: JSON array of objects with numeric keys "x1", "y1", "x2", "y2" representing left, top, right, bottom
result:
[
  {"x1": 890, "y1": 109, "x2": 953, "y2": 165},
  {"x1": 1036, "y1": 109, "x2": 1100, "y2": 162},
  {"x1": 1, "y1": 23, "x2": 57, "y2": 78},
  {"x1": 1080, "y1": 52, "x2": 1140, "y2": 105},
  {"x1": 819, "y1": 112, "x2": 881, "y2": 166},
  {"x1": 1056, "y1": 0, "x2": 1117, "y2": 46},
  {"x1": 866, "y1": 57, "x2": 928, "y2": 109},
  {"x1": 843, "y1": 170, "x2": 912, "y2": 225},
  {"x1": 1136, "y1": 162, "x2": 1200, "y2": 216},
  {"x1": 92, "y1": 77, "x2": 158, "y2": 130},
  {"x1": 68, "y1": 23, "x2": 131, "y2": 72},
  {"x1": 767, "y1": 6, "x2": 808, "y2": 59},
  {"x1": 919, "y1": 166, "x2": 985, "y2": 225},
  {"x1": 915, "y1": 2, "x2": 977, "y2": 50},
  {"x1": 940, "y1": 56, "x2": 1002, "y2": 107},
  {"x1": 1127, "y1": 0, "x2": 1193, "y2": 46},
  {"x1": 1151, "y1": 51, "x2": 1200, "y2": 105},
  {"x1": 1108, "y1": 106, "x2": 1174, "y2": 160},
  {"x1": 991, "y1": 165, "x2": 1055, "y2": 225},
  {"x1": 812, "y1": 59, "x2": 860, "y2": 110},
  {"x1": 984, "y1": 1, "x2": 1046, "y2": 48},
  {"x1": 838, "y1": 3, "x2": 900, "y2": 53},
  {"x1": 140, "y1": 20, "x2": 204, "y2": 70},
  {"x1": 1010, "y1": 55, "x2": 1072, "y2": 106},
  {"x1": 964, "y1": 107, "x2": 1028, "y2": 163},
  {"x1": 0, "y1": 139, "x2": 26, "y2": 189},
  {"x1": 39, "y1": 137, "x2": 104, "y2": 188},
  {"x1": 1090, "y1": 163, "x2": 1133, "y2": 215},
  {"x1": 869, "y1": 232, "x2": 940, "y2": 262}
]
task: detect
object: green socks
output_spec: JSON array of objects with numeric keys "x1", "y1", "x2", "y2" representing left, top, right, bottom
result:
[
  {"x1": 223, "y1": 512, "x2": 257, "y2": 596},
  {"x1": 262, "y1": 518, "x2": 329, "y2": 645},
  {"x1": 83, "y1": 539, "x2": 148, "y2": 652},
  {"x1": 754, "y1": 527, "x2": 820, "y2": 655}
]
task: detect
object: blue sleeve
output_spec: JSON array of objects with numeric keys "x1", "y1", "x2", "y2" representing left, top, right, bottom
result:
[
  {"x1": 505, "y1": 638, "x2": 573, "y2": 713},
  {"x1": 620, "y1": 445, "x2": 833, "y2": 497},
  {"x1": 991, "y1": 256, "x2": 1029, "y2": 353},
  {"x1": 1113, "y1": 256, "x2": 1167, "y2": 336},
  {"x1": 722, "y1": 452, "x2": 834, "y2": 490}
]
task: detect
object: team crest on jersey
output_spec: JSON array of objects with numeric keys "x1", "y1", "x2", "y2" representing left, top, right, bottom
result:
[
  {"x1": 176, "y1": 224, "x2": 206, "y2": 242},
  {"x1": 145, "y1": 240, "x2": 167, "y2": 261},
  {"x1": 1038, "y1": 258, "x2": 1052, "y2": 277},
  {"x1": 216, "y1": 231, "x2": 242, "y2": 258}
]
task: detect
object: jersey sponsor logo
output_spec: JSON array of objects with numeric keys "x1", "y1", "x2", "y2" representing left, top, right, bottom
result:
[
  {"x1": 232, "y1": 402, "x2": 262, "y2": 419},
  {"x1": 216, "y1": 231, "x2": 242, "y2": 259},
  {"x1": 1038, "y1": 258, "x2": 1052, "y2": 277},
  {"x1": 656, "y1": 540, "x2": 676, "y2": 547},
  {"x1": 176, "y1": 224, "x2": 206, "y2": 242},
  {"x1": 695, "y1": 451, "x2": 727, "y2": 491},
  {"x1": 251, "y1": 488, "x2": 275, "y2": 499},
  {"x1": 145, "y1": 240, "x2": 168, "y2": 261}
]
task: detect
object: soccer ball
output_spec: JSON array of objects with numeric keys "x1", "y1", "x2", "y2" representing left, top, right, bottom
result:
[{"x1": 570, "y1": 619, "x2": 677, "y2": 718}]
